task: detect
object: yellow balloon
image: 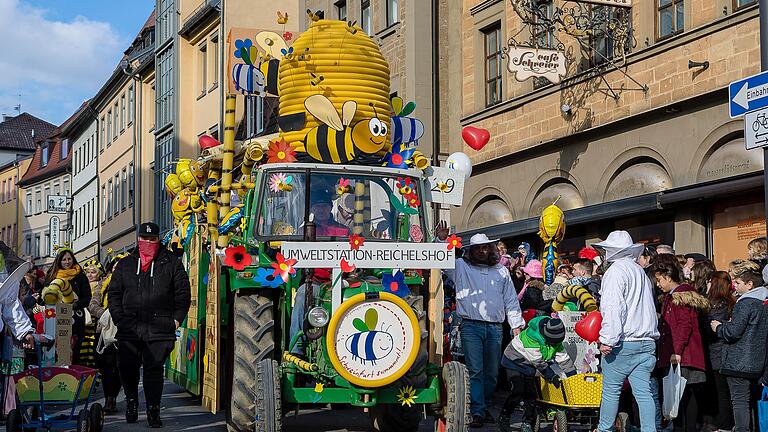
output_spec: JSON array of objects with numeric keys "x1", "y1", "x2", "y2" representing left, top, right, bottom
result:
[{"x1": 539, "y1": 204, "x2": 565, "y2": 243}]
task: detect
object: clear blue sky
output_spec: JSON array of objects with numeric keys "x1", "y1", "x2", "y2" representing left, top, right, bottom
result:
[{"x1": 0, "y1": 0, "x2": 155, "y2": 126}]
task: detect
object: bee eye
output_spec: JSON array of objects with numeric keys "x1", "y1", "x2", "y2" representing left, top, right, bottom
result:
[
  {"x1": 379, "y1": 122, "x2": 388, "y2": 137},
  {"x1": 368, "y1": 118, "x2": 382, "y2": 136}
]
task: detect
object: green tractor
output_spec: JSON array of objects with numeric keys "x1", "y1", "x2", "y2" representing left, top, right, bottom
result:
[{"x1": 220, "y1": 162, "x2": 470, "y2": 431}]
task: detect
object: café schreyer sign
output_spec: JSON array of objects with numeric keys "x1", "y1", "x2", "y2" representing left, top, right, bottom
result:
[{"x1": 507, "y1": 46, "x2": 567, "y2": 85}]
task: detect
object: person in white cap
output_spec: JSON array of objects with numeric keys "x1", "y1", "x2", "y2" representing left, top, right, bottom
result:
[
  {"x1": 592, "y1": 230, "x2": 659, "y2": 432},
  {"x1": 436, "y1": 221, "x2": 525, "y2": 428}
]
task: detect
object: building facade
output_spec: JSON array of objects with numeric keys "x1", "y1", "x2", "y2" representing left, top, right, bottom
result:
[
  {"x1": 0, "y1": 158, "x2": 27, "y2": 253},
  {"x1": 67, "y1": 107, "x2": 100, "y2": 263},
  {"x1": 93, "y1": 12, "x2": 155, "y2": 256},
  {"x1": 17, "y1": 104, "x2": 83, "y2": 267},
  {"x1": 450, "y1": 0, "x2": 762, "y2": 269},
  {"x1": 301, "y1": 0, "x2": 440, "y2": 162}
]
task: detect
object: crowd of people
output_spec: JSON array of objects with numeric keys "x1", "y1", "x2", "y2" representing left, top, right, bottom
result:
[
  {"x1": 6, "y1": 222, "x2": 191, "y2": 429},
  {"x1": 438, "y1": 222, "x2": 768, "y2": 432}
]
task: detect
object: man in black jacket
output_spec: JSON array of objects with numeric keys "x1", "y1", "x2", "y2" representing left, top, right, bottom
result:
[{"x1": 108, "y1": 222, "x2": 191, "y2": 428}]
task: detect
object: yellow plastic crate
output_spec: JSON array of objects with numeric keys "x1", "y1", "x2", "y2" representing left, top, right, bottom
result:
[{"x1": 536, "y1": 373, "x2": 602, "y2": 408}]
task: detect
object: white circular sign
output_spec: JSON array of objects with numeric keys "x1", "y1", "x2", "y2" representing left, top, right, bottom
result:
[{"x1": 328, "y1": 294, "x2": 419, "y2": 388}]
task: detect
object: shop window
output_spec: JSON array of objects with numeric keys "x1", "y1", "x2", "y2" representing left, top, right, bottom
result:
[
  {"x1": 657, "y1": 0, "x2": 684, "y2": 40},
  {"x1": 483, "y1": 22, "x2": 503, "y2": 107},
  {"x1": 712, "y1": 198, "x2": 765, "y2": 271}
]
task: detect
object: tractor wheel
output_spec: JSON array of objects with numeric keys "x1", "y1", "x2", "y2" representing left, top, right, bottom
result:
[
  {"x1": 434, "y1": 361, "x2": 470, "y2": 432},
  {"x1": 254, "y1": 359, "x2": 281, "y2": 432},
  {"x1": 552, "y1": 410, "x2": 568, "y2": 432},
  {"x1": 229, "y1": 293, "x2": 275, "y2": 432},
  {"x1": 370, "y1": 294, "x2": 428, "y2": 432}
]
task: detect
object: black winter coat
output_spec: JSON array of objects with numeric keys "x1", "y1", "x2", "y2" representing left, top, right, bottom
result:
[
  {"x1": 108, "y1": 249, "x2": 192, "y2": 342},
  {"x1": 520, "y1": 280, "x2": 552, "y2": 313},
  {"x1": 704, "y1": 301, "x2": 730, "y2": 371},
  {"x1": 716, "y1": 287, "x2": 768, "y2": 379}
]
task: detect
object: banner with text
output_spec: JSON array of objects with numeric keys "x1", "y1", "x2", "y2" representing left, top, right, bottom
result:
[
  {"x1": 281, "y1": 242, "x2": 455, "y2": 269},
  {"x1": 507, "y1": 46, "x2": 567, "y2": 84}
]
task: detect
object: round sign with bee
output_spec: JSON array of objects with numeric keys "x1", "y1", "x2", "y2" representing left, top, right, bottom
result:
[{"x1": 326, "y1": 292, "x2": 420, "y2": 388}]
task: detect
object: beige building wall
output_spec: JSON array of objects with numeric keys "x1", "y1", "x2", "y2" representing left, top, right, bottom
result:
[
  {"x1": 20, "y1": 172, "x2": 71, "y2": 267},
  {"x1": 14, "y1": 158, "x2": 31, "y2": 255},
  {"x1": 0, "y1": 161, "x2": 23, "y2": 251},
  {"x1": 97, "y1": 79, "x2": 139, "y2": 252},
  {"x1": 450, "y1": 1, "x2": 762, "y2": 255}
]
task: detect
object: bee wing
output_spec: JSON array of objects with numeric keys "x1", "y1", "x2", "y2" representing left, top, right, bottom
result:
[
  {"x1": 305, "y1": 94, "x2": 343, "y2": 131},
  {"x1": 341, "y1": 101, "x2": 357, "y2": 127}
]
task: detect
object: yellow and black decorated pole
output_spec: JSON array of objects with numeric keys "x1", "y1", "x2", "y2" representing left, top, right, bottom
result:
[{"x1": 217, "y1": 95, "x2": 237, "y2": 248}]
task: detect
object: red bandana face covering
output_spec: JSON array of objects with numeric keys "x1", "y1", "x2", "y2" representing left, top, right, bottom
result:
[{"x1": 138, "y1": 239, "x2": 160, "y2": 272}]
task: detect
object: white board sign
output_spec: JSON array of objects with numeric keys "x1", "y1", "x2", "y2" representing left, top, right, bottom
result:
[
  {"x1": 558, "y1": 311, "x2": 599, "y2": 374},
  {"x1": 745, "y1": 106, "x2": 768, "y2": 150},
  {"x1": 281, "y1": 242, "x2": 455, "y2": 269},
  {"x1": 507, "y1": 47, "x2": 567, "y2": 84},
  {"x1": 47, "y1": 195, "x2": 67, "y2": 214},
  {"x1": 49, "y1": 216, "x2": 60, "y2": 257},
  {"x1": 424, "y1": 166, "x2": 465, "y2": 206},
  {"x1": 574, "y1": 0, "x2": 631, "y2": 6}
]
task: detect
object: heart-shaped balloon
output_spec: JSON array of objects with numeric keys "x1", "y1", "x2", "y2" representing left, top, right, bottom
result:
[
  {"x1": 199, "y1": 135, "x2": 221, "y2": 150},
  {"x1": 461, "y1": 126, "x2": 491, "y2": 151},
  {"x1": 574, "y1": 311, "x2": 602, "y2": 343}
]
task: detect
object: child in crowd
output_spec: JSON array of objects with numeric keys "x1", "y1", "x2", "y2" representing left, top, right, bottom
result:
[
  {"x1": 499, "y1": 317, "x2": 575, "y2": 432},
  {"x1": 711, "y1": 260, "x2": 768, "y2": 432}
]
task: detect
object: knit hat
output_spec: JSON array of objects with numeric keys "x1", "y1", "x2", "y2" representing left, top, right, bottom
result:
[
  {"x1": 522, "y1": 259, "x2": 543, "y2": 279},
  {"x1": 540, "y1": 317, "x2": 566, "y2": 345}
]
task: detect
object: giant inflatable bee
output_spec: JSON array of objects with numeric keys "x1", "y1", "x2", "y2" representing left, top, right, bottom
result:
[{"x1": 302, "y1": 94, "x2": 389, "y2": 164}]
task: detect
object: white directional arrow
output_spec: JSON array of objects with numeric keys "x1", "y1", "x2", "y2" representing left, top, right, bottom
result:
[{"x1": 733, "y1": 81, "x2": 768, "y2": 110}]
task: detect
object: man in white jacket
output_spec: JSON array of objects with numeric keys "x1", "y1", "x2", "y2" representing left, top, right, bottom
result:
[{"x1": 593, "y1": 231, "x2": 659, "y2": 432}]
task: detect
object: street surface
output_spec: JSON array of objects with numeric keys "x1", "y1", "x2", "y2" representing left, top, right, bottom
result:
[{"x1": 91, "y1": 383, "x2": 570, "y2": 431}]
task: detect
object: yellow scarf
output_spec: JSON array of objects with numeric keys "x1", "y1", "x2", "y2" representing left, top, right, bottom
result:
[
  {"x1": 100, "y1": 274, "x2": 111, "y2": 308},
  {"x1": 56, "y1": 265, "x2": 82, "y2": 282}
]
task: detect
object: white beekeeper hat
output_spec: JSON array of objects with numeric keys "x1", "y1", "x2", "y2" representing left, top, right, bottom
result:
[
  {"x1": 593, "y1": 230, "x2": 644, "y2": 262},
  {"x1": 468, "y1": 233, "x2": 499, "y2": 246}
]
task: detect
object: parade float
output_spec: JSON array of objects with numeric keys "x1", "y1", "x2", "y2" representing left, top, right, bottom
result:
[{"x1": 161, "y1": 14, "x2": 471, "y2": 432}]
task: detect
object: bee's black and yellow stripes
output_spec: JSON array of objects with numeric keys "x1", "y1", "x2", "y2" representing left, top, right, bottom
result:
[{"x1": 304, "y1": 125, "x2": 355, "y2": 163}]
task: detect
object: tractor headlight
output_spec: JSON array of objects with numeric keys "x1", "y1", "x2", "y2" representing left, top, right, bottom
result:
[{"x1": 307, "y1": 306, "x2": 330, "y2": 328}]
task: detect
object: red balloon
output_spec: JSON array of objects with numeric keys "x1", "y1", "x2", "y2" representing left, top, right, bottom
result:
[
  {"x1": 574, "y1": 311, "x2": 603, "y2": 343},
  {"x1": 522, "y1": 309, "x2": 537, "y2": 324},
  {"x1": 461, "y1": 126, "x2": 491, "y2": 151},
  {"x1": 199, "y1": 134, "x2": 221, "y2": 150}
]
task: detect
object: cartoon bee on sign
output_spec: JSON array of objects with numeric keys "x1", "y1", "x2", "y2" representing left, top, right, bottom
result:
[
  {"x1": 345, "y1": 308, "x2": 394, "y2": 365},
  {"x1": 302, "y1": 94, "x2": 389, "y2": 164}
]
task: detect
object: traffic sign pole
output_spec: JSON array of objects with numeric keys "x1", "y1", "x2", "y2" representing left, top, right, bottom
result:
[{"x1": 762, "y1": 0, "x2": 768, "y2": 237}]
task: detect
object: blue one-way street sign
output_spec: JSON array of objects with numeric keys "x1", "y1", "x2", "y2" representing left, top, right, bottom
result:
[{"x1": 730, "y1": 71, "x2": 768, "y2": 118}]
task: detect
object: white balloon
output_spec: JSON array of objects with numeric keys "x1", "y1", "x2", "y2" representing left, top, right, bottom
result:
[{"x1": 445, "y1": 152, "x2": 473, "y2": 179}]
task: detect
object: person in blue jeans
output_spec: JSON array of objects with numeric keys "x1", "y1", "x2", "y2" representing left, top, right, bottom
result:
[
  {"x1": 437, "y1": 223, "x2": 525, "y2": 428},
  {"x1": 592, "y1": 231, "x2": 660, "y2": 432}
]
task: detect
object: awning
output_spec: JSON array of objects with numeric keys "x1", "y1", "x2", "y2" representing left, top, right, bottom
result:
[{"x1": 458, "y1": 172, "x2": 765, "y2": 239}]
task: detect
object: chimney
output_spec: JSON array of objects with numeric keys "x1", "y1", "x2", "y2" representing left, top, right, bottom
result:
[{"x1": 1, "y1": 114, "x2": 11, "y2": 123}]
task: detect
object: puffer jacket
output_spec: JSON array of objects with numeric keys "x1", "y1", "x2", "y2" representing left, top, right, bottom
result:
[
  {"x1": 502, "y1": 316, "x2": 576, "y2": 380},
  {"x1": 657, "y1": 284, "x2": 709, "y2": 371},
  {"x1": 717, "y1": 286, "x2": 768, "y2": 378},
  {"x1": 704, "y1": 301, "x2": 730, "y2": 371},
  {"x1": 108, "y1": 248, "x2": 191, "y2": 342}
]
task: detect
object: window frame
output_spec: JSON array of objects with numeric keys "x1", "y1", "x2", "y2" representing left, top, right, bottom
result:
[
  {"x1": 107, "y1": 179, "x2": 113, "y2": 220},
  {"x1": 361, "y1": 0, "x2": 371, "y2": 35},
  {"x1": 121, "y1": 168, "x2": 127, "y2": 211},
  {"x1": 106, "y1": 111, "x2": 112, "y2": 146},
  {"x1": 335, "y1": 0, "x2": 347, "y2": 20},
  {"x1": 657, "y1": 0, "x2": 684, "y2": 41},
  {"x1": 120, "y1": 94, "x2": 126, "y2": 132},
  {"x1": 198, "y1": 41, "x2": 208, "y2": 96},
  {"x1": 113, "y1": 173, "x2": 120, "y2": 216},
  {"x1": 482, "y1": 22, "x2": 503, "y2": 107},
  {"x1": 128, "y1": 85, "x2": 135, "y2": 125},
  {"x1": 113, "y1": 103, "x2": 119, "y2": 139},
  {"x1": 386, "y1": 0, "x2": 398, "y2": 27},
  {"x1": 101, "y1": 185, "x2": 107, "y2": 224},
  {"x1": 128, "y1": 162, "x2": 135, "y2": 207},
  {"x1": 41, "y1": 143, "x2": 49, "y2": 167},
  {"x1": 210, "y1": 33, "x2": 219, "y2": 90},
  {"x1": 733, "y1": 0, "x2": 757, "y2": 10},
  {"x1": 100, "y1": 116, "x2": 106, "y2": 152}
]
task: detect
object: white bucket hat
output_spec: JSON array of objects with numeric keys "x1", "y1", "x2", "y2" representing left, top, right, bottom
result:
[
  {"x1": 469, "y1": 233, "x2": 499, "y2": 246},
  {"x1": 593, "y1": 230, "x2": 644, "y2": 262}
]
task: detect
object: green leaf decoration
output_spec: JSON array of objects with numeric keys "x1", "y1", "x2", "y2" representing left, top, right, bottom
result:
[
  {"x1": 390, "y1": 193, "x2": 418, "y2": 215},
  {"x1": 353, "y1": 318, "x2": 368, "y2": 332},
  {"x1": 399, "y1": 102, "x2": 416, "y2": 117},
  {"x1": 364, "y1": 308, "x2": 378, "y2": 331}
]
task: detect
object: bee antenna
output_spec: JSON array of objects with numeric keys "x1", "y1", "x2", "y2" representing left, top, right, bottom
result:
[{"x1": 369, "y1": 102, "x2": 378, "y2": 118}]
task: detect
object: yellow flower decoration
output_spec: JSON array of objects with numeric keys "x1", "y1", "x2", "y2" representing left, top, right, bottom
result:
[{"x1": 396, "y1": 385, "x2": 418, "y2": 407}]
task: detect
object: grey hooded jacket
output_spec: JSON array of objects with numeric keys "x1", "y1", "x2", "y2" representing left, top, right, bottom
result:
[{"x1": 716, "y1": 286, "x2": 768, "y2": 378}]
